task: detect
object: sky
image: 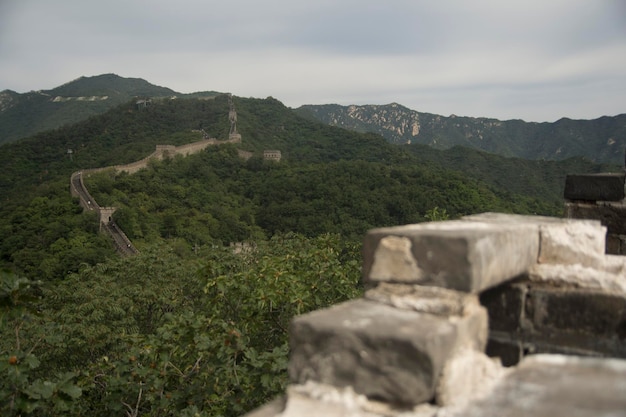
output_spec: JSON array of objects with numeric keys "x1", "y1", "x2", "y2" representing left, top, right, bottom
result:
[{"x1": 1, "y1": 0, "x2": 625, "y2": 122}]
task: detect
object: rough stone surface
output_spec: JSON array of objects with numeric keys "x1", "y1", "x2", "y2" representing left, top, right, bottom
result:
[
  {"x1": 435, "y1": 348, "x2": 507, "y2": 408},
  {"x1": 526, "y1": 285, "x2": 626, "y2": 341},
  {"x1": 288, "y1": 298, "x2": 487, "y2": 406},
  {"x1": 365, "y1": 283, "x2": 478, "y2": 317},
  {"x1": 528, "y1": 263, "x2": 626, "y2": 293},
  {"x1": 463, "y1": 212, "x2": 606, "y2": 268},
  {"x1": 447, "y1": 354, "x2": 626, "y2": 417},
  {"x1": 277, "y1": 382, "x2": 443, "y2": 417},
  {"x1": 479, "y1": 280, "x2": 527, "y2": 332},
  {"x1": 485, "y1": 336, "x2": 524, "y2": 367},
  {"x1": 564, "y1": 172, "x2": 626, "y2": 202},
  {"x1": 362, "y1": 220, "x2": 538, "y2": 293},
  {"x1": 565, "y1": 201, "x2": 626, "y2": 235}
]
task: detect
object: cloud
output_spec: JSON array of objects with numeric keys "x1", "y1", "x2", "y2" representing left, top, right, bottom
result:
[{"x1": 1, "y1": 0, "x2": 624, "y2": 121}]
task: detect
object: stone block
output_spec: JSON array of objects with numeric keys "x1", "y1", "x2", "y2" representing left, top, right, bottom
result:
[
  {"x1": 288, "y1": 298, "x2": 487, "y2": 406},
  {"x1": 479, "y1": 280, "x2": 527, "y2": 332},
  {"x1": 564, "y1": 172, "x2": 626, "y2": 202},
  {"x1": 526, "y1": 285, "x2": 626, "y2": 338},
  {"x1": 463, "y1": 212, "x2": 606, "y2": 268},
  {"x1": 565, "y1": 201, "x2": 626, "y2": 235},
  {"x1": 362, "y1": 220, "x2": 538, "y2": 293},
  {"x1": 435, "y1": 348, "x2": 506, "y2": 408},
  {"x1": 485, "y1": 336, "x2": 524, "y2": 367},
  {"x1": 527, "y1": 263, "x2": 626, "y2": 293},
  {"x1": 450, "y1": 354, "x2": 626, "y2": 417}
]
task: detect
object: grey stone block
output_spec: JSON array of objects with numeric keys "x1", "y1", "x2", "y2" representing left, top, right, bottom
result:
[
  {"x1": 450, "y1": 354, "x2": 626, "y2": 417},
  {"x1": 288, "y1": 298, "x2": 487, "y2": 406},
  {"x1": 527, "y1": 285, "x2": 626, "y2": 338},
  {"x1": 362, "y1": 220, "x2": 538, "y2": 293},
  {"x1": 463, "y1": 212, "x2": 606, "y2": 267},
  {"x1": 480, "y1": 281, "x2": 527, "y2": 332},
  {"x1": 485, "y1": 335, "x2": 524, "y2": 367},
  {"x1": 565, "y1": 201, "x2": 626, "y2": 235},
  {"x1": 564, "y1": 173, "x2": 626, "y2": 202}
]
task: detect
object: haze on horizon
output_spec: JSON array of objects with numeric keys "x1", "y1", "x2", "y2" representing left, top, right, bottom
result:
[{"x1": 1, "y1": 0, "x2": 625, "y2": 123}]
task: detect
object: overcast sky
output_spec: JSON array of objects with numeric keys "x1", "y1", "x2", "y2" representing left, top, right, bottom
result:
[{"x1": 1, "y1": 0, "x2": 625, "y2": 122}]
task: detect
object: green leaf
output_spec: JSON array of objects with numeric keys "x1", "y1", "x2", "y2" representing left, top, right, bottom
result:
[{"x1": 59, "y1": 383, "x2": 82, "y2": 399}]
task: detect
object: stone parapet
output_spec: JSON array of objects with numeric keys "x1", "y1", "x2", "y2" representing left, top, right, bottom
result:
[
  {"x1": 288, "y1": 297, "x2": 488, "y2": 406},
  {"x1": 462, "y1": 212, "x2": 607, "y2": 268},
  {"x1": 243, "y1": 212, "x2": 626, "y2": 417},
  {"x1": 564, "y1": 172, "x2": 625, "y2": 202},
  {"x1": 362, "y1": 220, "x2": 538, "y2": 293},
  {"x1": 449, "y1": 355, "x2": 626, "y2": 417}
]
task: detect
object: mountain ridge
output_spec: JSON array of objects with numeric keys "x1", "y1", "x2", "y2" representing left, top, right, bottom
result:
[
  {"x1": 295, "y1": 103, "x2": 626, "y2": 164},
  {"x1": 2, "y1": 74, "x2": 624, "y2": 165},
  {"x1": 0, "y1": 74, "x2": 220, "y2": 144}
]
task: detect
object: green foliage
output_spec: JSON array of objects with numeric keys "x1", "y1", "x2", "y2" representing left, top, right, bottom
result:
[
  {"x1": 0, "y1": 235, "x2": 361, "y2": 416},
  {"x1": 424, "y1": 207, "x2": 450, "y2": 222},
  {"x1": 0, "y1": 88, "x2": 611, "y2": 416},
  {"x1": 0, "y1": 272, "x2": 82, "y2": 415}
]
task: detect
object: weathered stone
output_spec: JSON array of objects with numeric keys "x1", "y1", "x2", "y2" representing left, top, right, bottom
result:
[
  {"x1": 606, "y1": 233, "x2": 623, "y2": 255},
  {"x1": 485, "y1": 336, "x2": 524, "y2": 367},
  {"x1": 463, "y1": 212, "x2": 606, "y2": 268},
  {"x1": 365, "y1": 283, "x2": 479, "y2": 317},
  {"x1": 362, "y1": 221, "x2": 538, "y2": 293},
  {"x1": 435, "y1": 348, "x2": 507, "y2": 408},
  {"x1": 565, "y1": 201, "x2": 626, "y2": 234},
  {"x1": 526, "y1": 285, "x2": 626, "y2": 339},
  {"x1": 479, "y1": 280, "x2": 528, "y2": 332},
  {"x1": 528, "y1": 263, "x2": 626, "y2": 293},
  {"x1": 288, "y1": 298, "x2": 487, "y2": 406},
  {"x1": 275, "y1": 382, "x2": 443, "y2": 417},
  {"x1": 449, "y1": 354, "x2": 626, "y2": 417},
  {"x1": 564, "y1": 172, "x2": 626, "y2": 202}
]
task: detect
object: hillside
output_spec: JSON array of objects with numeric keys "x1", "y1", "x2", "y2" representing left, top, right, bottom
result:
[
  {"x1": 0, "y1": 73, "x2": 220, "y2": 144},
  {"x1": 0, "y1": 93, "x2": 584, "y2": 280},
  {"x1": 295, "y1": 103, "x2": 626, "y2": 164},
  {"x1": 0, "y1": 93, "x2": 619, "y2": 416}
]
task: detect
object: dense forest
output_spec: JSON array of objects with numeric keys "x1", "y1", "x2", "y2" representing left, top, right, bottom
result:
[{"x1": 0, "y1": 95, "x2": 616, "y2": 415}]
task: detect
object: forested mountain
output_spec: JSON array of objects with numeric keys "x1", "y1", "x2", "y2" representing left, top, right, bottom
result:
[
  {"x1": 296, "y1": 103, "x2": 626, "y2": 164},
  {"x1": 0, "y1": 73, "x2": 219, "y2": 144},
  {"x1": 0, "y1": 93, "x2": 617, "y2": 416}
]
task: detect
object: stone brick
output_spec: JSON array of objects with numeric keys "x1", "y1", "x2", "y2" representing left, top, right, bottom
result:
[
  {"x1": 463, "y1": 212, "x2": 606, "y2": 268},
  {"x1": 362, "y1": 220, "x2": 538, "y2": 293},
  {"x1": 450, "y1": 354, "x2": 626, "y2": 417},
  {"x1": 565, "y1": 201, "x2": 626, "y2": 235},
  {"x1": 526, "y1": 286, "x2": 626, "y2": 339},
  {"x1": 435, "y1": 348, "x2": 506, "y2": 408},
  {"x1": 485, "y1": 336, "x2": 524, "y2": 367},
  {"x1": 479, "y1": 281, "x2": 527, "y2": 332},
  {"x1": 564, "y1": 172, "x2": 626, "y2": 202},
  {"x1": 288, "y1": 298, "x2": 487, "y2": 406}
]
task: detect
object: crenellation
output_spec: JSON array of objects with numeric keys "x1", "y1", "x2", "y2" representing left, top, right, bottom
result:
[{"x1": 244, "y1": 206, "x2": 626, "y2": 416}]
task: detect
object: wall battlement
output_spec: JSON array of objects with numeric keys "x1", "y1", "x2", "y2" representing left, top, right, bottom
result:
[{"x1": 244, "y1": 212, "x2": 626, "y2": 417}]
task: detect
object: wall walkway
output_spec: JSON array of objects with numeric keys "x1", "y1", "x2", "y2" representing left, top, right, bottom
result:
[{"x1": 70, "y1": 137, "x2": 236, "y2": 256}]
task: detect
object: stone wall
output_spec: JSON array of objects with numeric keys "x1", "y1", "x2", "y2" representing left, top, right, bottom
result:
[
  {"x1": 564, "y1": 172, "x2": 626, "y2": 255},
  {"x1": 243, "y1": 212, "x2": 626, "y2": 417}
]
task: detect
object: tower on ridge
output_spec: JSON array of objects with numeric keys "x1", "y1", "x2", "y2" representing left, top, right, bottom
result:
[{"x1": 228, "y1": 94, "x2": 242, "y2": 143}]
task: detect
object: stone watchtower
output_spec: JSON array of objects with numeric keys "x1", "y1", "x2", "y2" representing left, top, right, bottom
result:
[
  {"x1": 228, "y1": 94, "x2": 242, "y2": 143},
  {"x1": 564, "y1": 147, "x2": 626, "y2": 254}
]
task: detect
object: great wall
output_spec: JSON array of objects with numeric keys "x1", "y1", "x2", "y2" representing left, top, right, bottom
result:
[
  {"x1": 69, "y1": 96, "x2": 626, "y2": 415},
  {"x1": 70, "y1": 94, "x2": 281, "y2": 254},
  {"x1": 241, "y1": 166, "x2": 626, "y2": 416}
]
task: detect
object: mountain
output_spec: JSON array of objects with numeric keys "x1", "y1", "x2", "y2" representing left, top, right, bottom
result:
[
  {"x1": 0, "y1": 73, "x2": 220, "y2": 144},
  {"x1": 295, "y1": 103, "x2": 626, "y2": 165}
]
